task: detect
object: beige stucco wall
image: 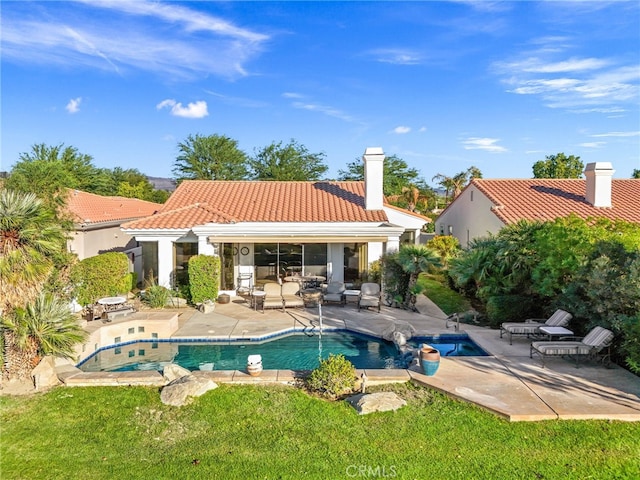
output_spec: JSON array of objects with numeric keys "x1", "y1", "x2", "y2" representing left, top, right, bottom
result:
[
  {"x1": 75, "y1": 311, "x2": 180, "y2": 366},
  {"x1": 435, "y1": 187, "x2": 505, "y2": 247},
  {"x1": 69, "y1": 225, "x2": 137, "y2": 260}
]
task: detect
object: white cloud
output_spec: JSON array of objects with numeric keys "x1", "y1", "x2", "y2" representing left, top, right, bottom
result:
[
  {"x1": 591, "y1": 131, "x2": 640, "y2": 138},
  {"x1": 579, "y1": 142, "x2": 606, "y2": 148},
  {"x1": 462, "y1": 137, "x2": 507, "y2": 153},
  {"x1": 392, "y1": 126, "x2": 411, "y2": 134},
  {"x1": 66, "y1": 97, "x2": 82, "y2": 114},
  {"x1": 156, "y1": 99, "x2": 209, "y2": 119},
  {"x1": 2, "y1": 1, "x2": 269, "y2": 79},
  {"x1": 290, "y1": 101, "x2": 356, "y2": 123},
  {"x1": 493, "y1": 41, "x2": 639, "y2": 111},
  {"x1": 419, "y1": 126, "x2": 427, "y2": 132},
  {"x1": 368, "y1": 48, "x2": 422, "y2": 65}
]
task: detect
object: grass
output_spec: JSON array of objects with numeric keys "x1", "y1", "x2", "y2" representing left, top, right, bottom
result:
[
  {"x1": 2, "y1": 383, "x2": 639, "y2": 479},
  {"x1": 418, "y1": 273, "x2": 472, "y2": 315}
]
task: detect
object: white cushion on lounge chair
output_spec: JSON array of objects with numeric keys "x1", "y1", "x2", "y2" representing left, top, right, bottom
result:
[
  {"x1": 500, "y1": 309, "x2": 572, "y2": 344},
  {"x1": 530, "y1": 326, "x2": 614, "y2": 367}
]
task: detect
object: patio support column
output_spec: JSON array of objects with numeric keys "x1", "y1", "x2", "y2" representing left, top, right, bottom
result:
[
  {"x1": 386, "y1": 236, "x2": 400, "y2": 254},
  {"x1": 198, "y1": 236, "x2": 216, "y2": 256},
  {"x1": 157, "y1": 238, "x2": 174, "y2": 288}
]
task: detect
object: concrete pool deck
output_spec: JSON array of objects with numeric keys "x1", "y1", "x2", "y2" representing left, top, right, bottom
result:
[{"x1": 59, "y1": 295, "x2": 640, "y2": 422}]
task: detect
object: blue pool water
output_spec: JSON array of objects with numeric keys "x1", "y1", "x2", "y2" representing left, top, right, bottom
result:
[{"x1": 78, "y1": 331, "x2": 488, "y2": 373}]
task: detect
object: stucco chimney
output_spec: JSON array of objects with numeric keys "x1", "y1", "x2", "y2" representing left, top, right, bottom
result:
[
  {"x1": 584, "y1": 162, "x2": 614, "y2": 208},
  {"x1": 363, "y1": 147, "x2": 385, "y2": 210}
]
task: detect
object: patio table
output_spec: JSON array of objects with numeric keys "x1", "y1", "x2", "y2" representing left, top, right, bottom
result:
[{"x1": 97, "y1": 296, "x2": 127, "y2": 311}]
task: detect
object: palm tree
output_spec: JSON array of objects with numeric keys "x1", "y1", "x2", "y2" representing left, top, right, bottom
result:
[
  {"x1": 397, "y1": 245, "x2": 441, "y2": 310},
  {"x1": 431, "y1": 173, "x2": 454, "y2": 205},
  {"x1": 387, "y1": 185, "x2": 432, "y2": 212},
  {"x1": 0, "y1": 189, "x2": 68, "y2": 313},
  {"x1": 2, "y1": 293, "x2": 86, "y2": 379}
]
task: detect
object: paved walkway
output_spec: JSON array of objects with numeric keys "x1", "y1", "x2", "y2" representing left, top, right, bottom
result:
[{"x1": 167, "y1": 295, "x2": 640, "y2": 422}]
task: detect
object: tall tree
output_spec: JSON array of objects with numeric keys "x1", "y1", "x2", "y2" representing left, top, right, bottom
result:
[
  {"x1": 250, "y1": 140, "x2": 327, "y2": 181},
  {"x1": 632, "y1": 169, "x2": 640, "y2": 179},
  {"x1": 532, "y1": 153, "x2": 584, "y2": 179},
  {"x1": 433, "y1": 166, "x2": 482, "y2": 203},
  {"x1": 173, "y1": 134, "x2": 249, "y2": 182},
  {"x1": 338, "y1": 154, "x2": 426, "y2": 197}
]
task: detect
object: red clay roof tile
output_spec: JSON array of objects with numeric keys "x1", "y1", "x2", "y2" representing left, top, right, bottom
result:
[
  {"x1": 64, "y1": 189, "x2": 161, "y2": 225},
  {"x1": 470, "y1": 179, "x2": 640, "y2": 224},
  {"x1": 124, "y1": 180, "x2": 395, "y2": 229}
]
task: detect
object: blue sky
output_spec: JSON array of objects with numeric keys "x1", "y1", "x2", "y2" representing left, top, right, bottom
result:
[{"x1": 2, "y1": 1, "x2": 639, "y2": 183}]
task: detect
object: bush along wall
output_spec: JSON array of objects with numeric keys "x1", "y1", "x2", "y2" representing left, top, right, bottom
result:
[
  {"x1": 70, "y1": 252, "x2": 131, "y2": 306},
  {"x1": 188, "y1": 255, "x2": 220, "y2": 304}
]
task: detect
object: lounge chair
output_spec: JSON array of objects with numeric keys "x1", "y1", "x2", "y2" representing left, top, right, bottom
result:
[
  {"x1": 281, "y1": 281, "x2": 305, "y2": 310},
  {"x1": 358, "y1": 283, "x2": 381, "y2": 312},
  {"x1": 322, "y1": 282, "x2": 345, "y2": 306},
  {"x1": 500, "y1": 309, "x2": 572, "y2": 345},
  {"x1": 530, "y1": 326, "x2": 614, "y2": 368},
  {"x1": 262, "y1": 283, "x2": 284, "y2": 312}
]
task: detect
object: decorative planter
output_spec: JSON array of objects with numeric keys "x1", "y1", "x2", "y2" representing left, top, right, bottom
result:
[
  {"x1": 218, "y1": 294, "x2": 231, "y2": 304},
  {"x1": 247, "y1": 354, "x2": 263, "y2": 377},
  {"x1": 419, "y1": 344, "x2": 441, "y2": 376}
]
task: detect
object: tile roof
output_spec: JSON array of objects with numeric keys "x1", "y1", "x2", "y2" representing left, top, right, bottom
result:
[
  {"x1": 470, "y1": 179, "x2": 640, "y2": 224},
  {"x1": 64, "y1": 189, "x2": 161, "y2": 225},
  {"x1": 123, "y1": 180, "x2": 394, "y2": 230}
]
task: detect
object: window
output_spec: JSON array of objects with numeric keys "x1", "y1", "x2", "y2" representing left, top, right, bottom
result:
[
  {"x1": 253, "y1": 243, "x2": 327, "y2": 283},
  {"x1": 128, "y1": 328, "x2": 135, "y2": 335},
  {"x1": 140, "y1": 241, "x2": 158, "y2": 285},
  {"x1": 114, "y1": 336, "x2": 121, "y2": 344},
  {"x1": 138, "y1": 326, "x2": 145, "y2": 333},
  {"x1": 174, "y1": 242, "x2": 198, "y2": 286},
  {"x1": 344, "y1": 243, "x2": 367, "y2": 284},
  {"x1": 151, "y1": 333, "x2": 158, "y2": 339}
]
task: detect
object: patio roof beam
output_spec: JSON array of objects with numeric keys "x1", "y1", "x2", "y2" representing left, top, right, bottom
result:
[{"x1": 207, "y1": 235, "x2": 389, "y2": 243}]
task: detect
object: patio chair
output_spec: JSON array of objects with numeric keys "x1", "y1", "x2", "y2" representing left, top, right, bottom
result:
[
  {"x1": 500, "y1": 309, "x2": 572, "y2": 345},
  {"x1": 262, "y1": 283, "x2": 284, "y2": 312},
  {"x1": 282, "y1": 281, "x2": 305, "y2": 310},
  {"x1": 530, "y1": 326, "x2": 614, "y2": 368},
  {"x1": 322, "y1": 282, "x2": 346, "y2": 306},
  {"x1": 358, "y1": 283, "x2": 381, "y2": 312}
]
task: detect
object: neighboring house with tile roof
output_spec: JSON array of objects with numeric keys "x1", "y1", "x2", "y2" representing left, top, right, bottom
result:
[
  {"x1": 64, "y1": 189, "x2": 161, "y2": 280},
  {"x1": 122, "y1": 148, "x2": 430, "y2": 292},
  {"x1": 435, "y1": 162, "x2": 640, "y2": 247}
]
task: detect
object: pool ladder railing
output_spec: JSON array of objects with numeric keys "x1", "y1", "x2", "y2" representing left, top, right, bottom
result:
[{"x1": 445, "y1": 313, "x2": 460, "y2": 332}]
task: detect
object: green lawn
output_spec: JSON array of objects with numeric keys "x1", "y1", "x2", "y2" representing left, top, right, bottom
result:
[
  {"x1": 419, "y1": 273, "x2": 472, "y2": 315},
  {"x1": 2, "y1": 383, "x2": 639, "y2": 479}
]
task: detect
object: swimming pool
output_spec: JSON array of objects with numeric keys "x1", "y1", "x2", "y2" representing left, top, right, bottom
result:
[{"x1": 77, "y1": 331, "x2": 488, "y2": 372}]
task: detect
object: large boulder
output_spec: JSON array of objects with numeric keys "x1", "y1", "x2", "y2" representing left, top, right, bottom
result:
[
  {"x1": 31, "y1": 356, "x2": 60, "y2": 391},
  {"x1": 346, "y1": 392, "x2": 407, "y2": 415},
  {"x1": 163, "y1": 363, "x2": 191, "y2": 383},
  {"x1": 160, "y1": 375, "x2": 218, "y2": 406}
]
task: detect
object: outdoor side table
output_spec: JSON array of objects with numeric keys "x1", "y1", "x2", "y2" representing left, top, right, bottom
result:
[
  {"x1": 251, "y1": 291, "x2": 266, "y2": 312},
  {"x1": 344, "y1": 289, "x2": 360, "y2": 305},
  {"x1": 538, "y1": 326, "x2": 573, "y2": 340}
]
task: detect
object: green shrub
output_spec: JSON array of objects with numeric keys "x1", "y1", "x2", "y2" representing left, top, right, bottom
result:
[
  {"x1": 70, "y1": 252, "x2": 130, "y2": 306},
  {"x1": 622, "y1": 314, "x2": 640, "y2": 374},
  {"x1": 380, "y1": 252, "x2": 410, "y2": 307},
  {"x1": 144, "y1": 285, "x2": 170, "y2": 309},
  {"x1": 307, "y1": 354, "x2": 356, "y2": 399},
  {"x1": 188, "y1": 255, "x2": 220, "y2": 304},
  {"x1": 485, "y1": 295, "x2": 540, "y2": 328}
]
